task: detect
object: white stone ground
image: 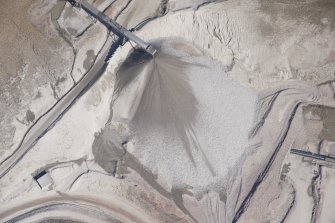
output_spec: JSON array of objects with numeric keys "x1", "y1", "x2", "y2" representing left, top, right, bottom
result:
[{"x1": 1, "y1": 0, "x2": 335, "y2": 222}]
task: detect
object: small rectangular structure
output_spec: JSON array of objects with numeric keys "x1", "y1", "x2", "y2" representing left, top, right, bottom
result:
[{"x1": 33, "y1": 170, "x2": 53, "y2": 190}]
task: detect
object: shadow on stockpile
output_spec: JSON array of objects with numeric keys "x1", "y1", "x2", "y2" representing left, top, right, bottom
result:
[{"x1": 112, "y1": 45, "x2": 215, "y2": 175}]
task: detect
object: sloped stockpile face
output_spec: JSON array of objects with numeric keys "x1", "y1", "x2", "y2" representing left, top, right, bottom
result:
[
  {"x1": 115, "y1": 49, "x2": 197, "y2": 127},
  {"x1": 113, "y1": 47, "x2": 207, "y2": 167},
  {"x1": 110, "y1": 40, "x2": 256, "y2": 194}
]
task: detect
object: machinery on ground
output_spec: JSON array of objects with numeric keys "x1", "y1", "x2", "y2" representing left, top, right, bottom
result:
[{"x1": 66, "y1": 0, "x2": 157, "y2": 56}]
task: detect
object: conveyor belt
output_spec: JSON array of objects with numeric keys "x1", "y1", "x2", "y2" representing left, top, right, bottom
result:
[
  {"x1": 66, "y1": 0, "x2": 157, "y2": 56},
  {"x1": 290, "y1": 149, "x2": 335, "y2": 164}
]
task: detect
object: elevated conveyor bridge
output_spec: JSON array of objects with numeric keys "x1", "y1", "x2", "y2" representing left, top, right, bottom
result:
[{"x1": 66, "y1": 0, "x2": 157, "y2": 56}]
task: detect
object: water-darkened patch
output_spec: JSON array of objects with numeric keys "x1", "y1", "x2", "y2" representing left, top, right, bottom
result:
[
  {"x1": 83, "y1": 50, "x2": 95, "y2": 71},
  {"x1": 55, "y1": 76, "x2": 66, "y2": 87},
  {"x1": 91, "y1": 124, "x2": 198, "y2": 222},
  {"x1": 66, "y1": 27, "x2": 79, "y2": 36},
  {"x1": 303, "y1": 105, "x2": 335, "y2": 141},
  {"x1": 50, "y1": 0, "x2": 66, "y2": 30},
  {"x1": 92, "y1": 126, "x2": 126, "y2": 174},
  {"x1": 280, "y1": 162, "x2": 291, "y2": 180},
  {"x1": 258, "y1": 19, "x2": 275, "y2": 37},
  {"x1": 26, "y1": 109, "x2": 35, "y2": 123}
]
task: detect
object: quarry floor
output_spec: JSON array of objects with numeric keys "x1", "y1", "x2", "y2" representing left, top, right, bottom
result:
[{"x1": 0, "y1": 0, "x2": 335, "y2": 223}]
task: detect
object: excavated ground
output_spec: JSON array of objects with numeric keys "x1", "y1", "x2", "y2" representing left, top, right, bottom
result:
[{"x1": 1, "y1": 0, "x2": 335, "y2": 223}]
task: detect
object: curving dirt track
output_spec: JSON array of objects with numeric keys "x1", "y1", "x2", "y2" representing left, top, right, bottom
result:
[{"x1": 0, "y1": 193, "x2": 156, "y2": 223}]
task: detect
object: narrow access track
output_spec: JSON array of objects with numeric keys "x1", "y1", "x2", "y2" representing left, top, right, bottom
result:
[
  {"x1": 0, "y1": 193, "x2": 155, "y2": 223},
  {"x1": 0, "y1": 37, "x2": 122, "y2": 179}
]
